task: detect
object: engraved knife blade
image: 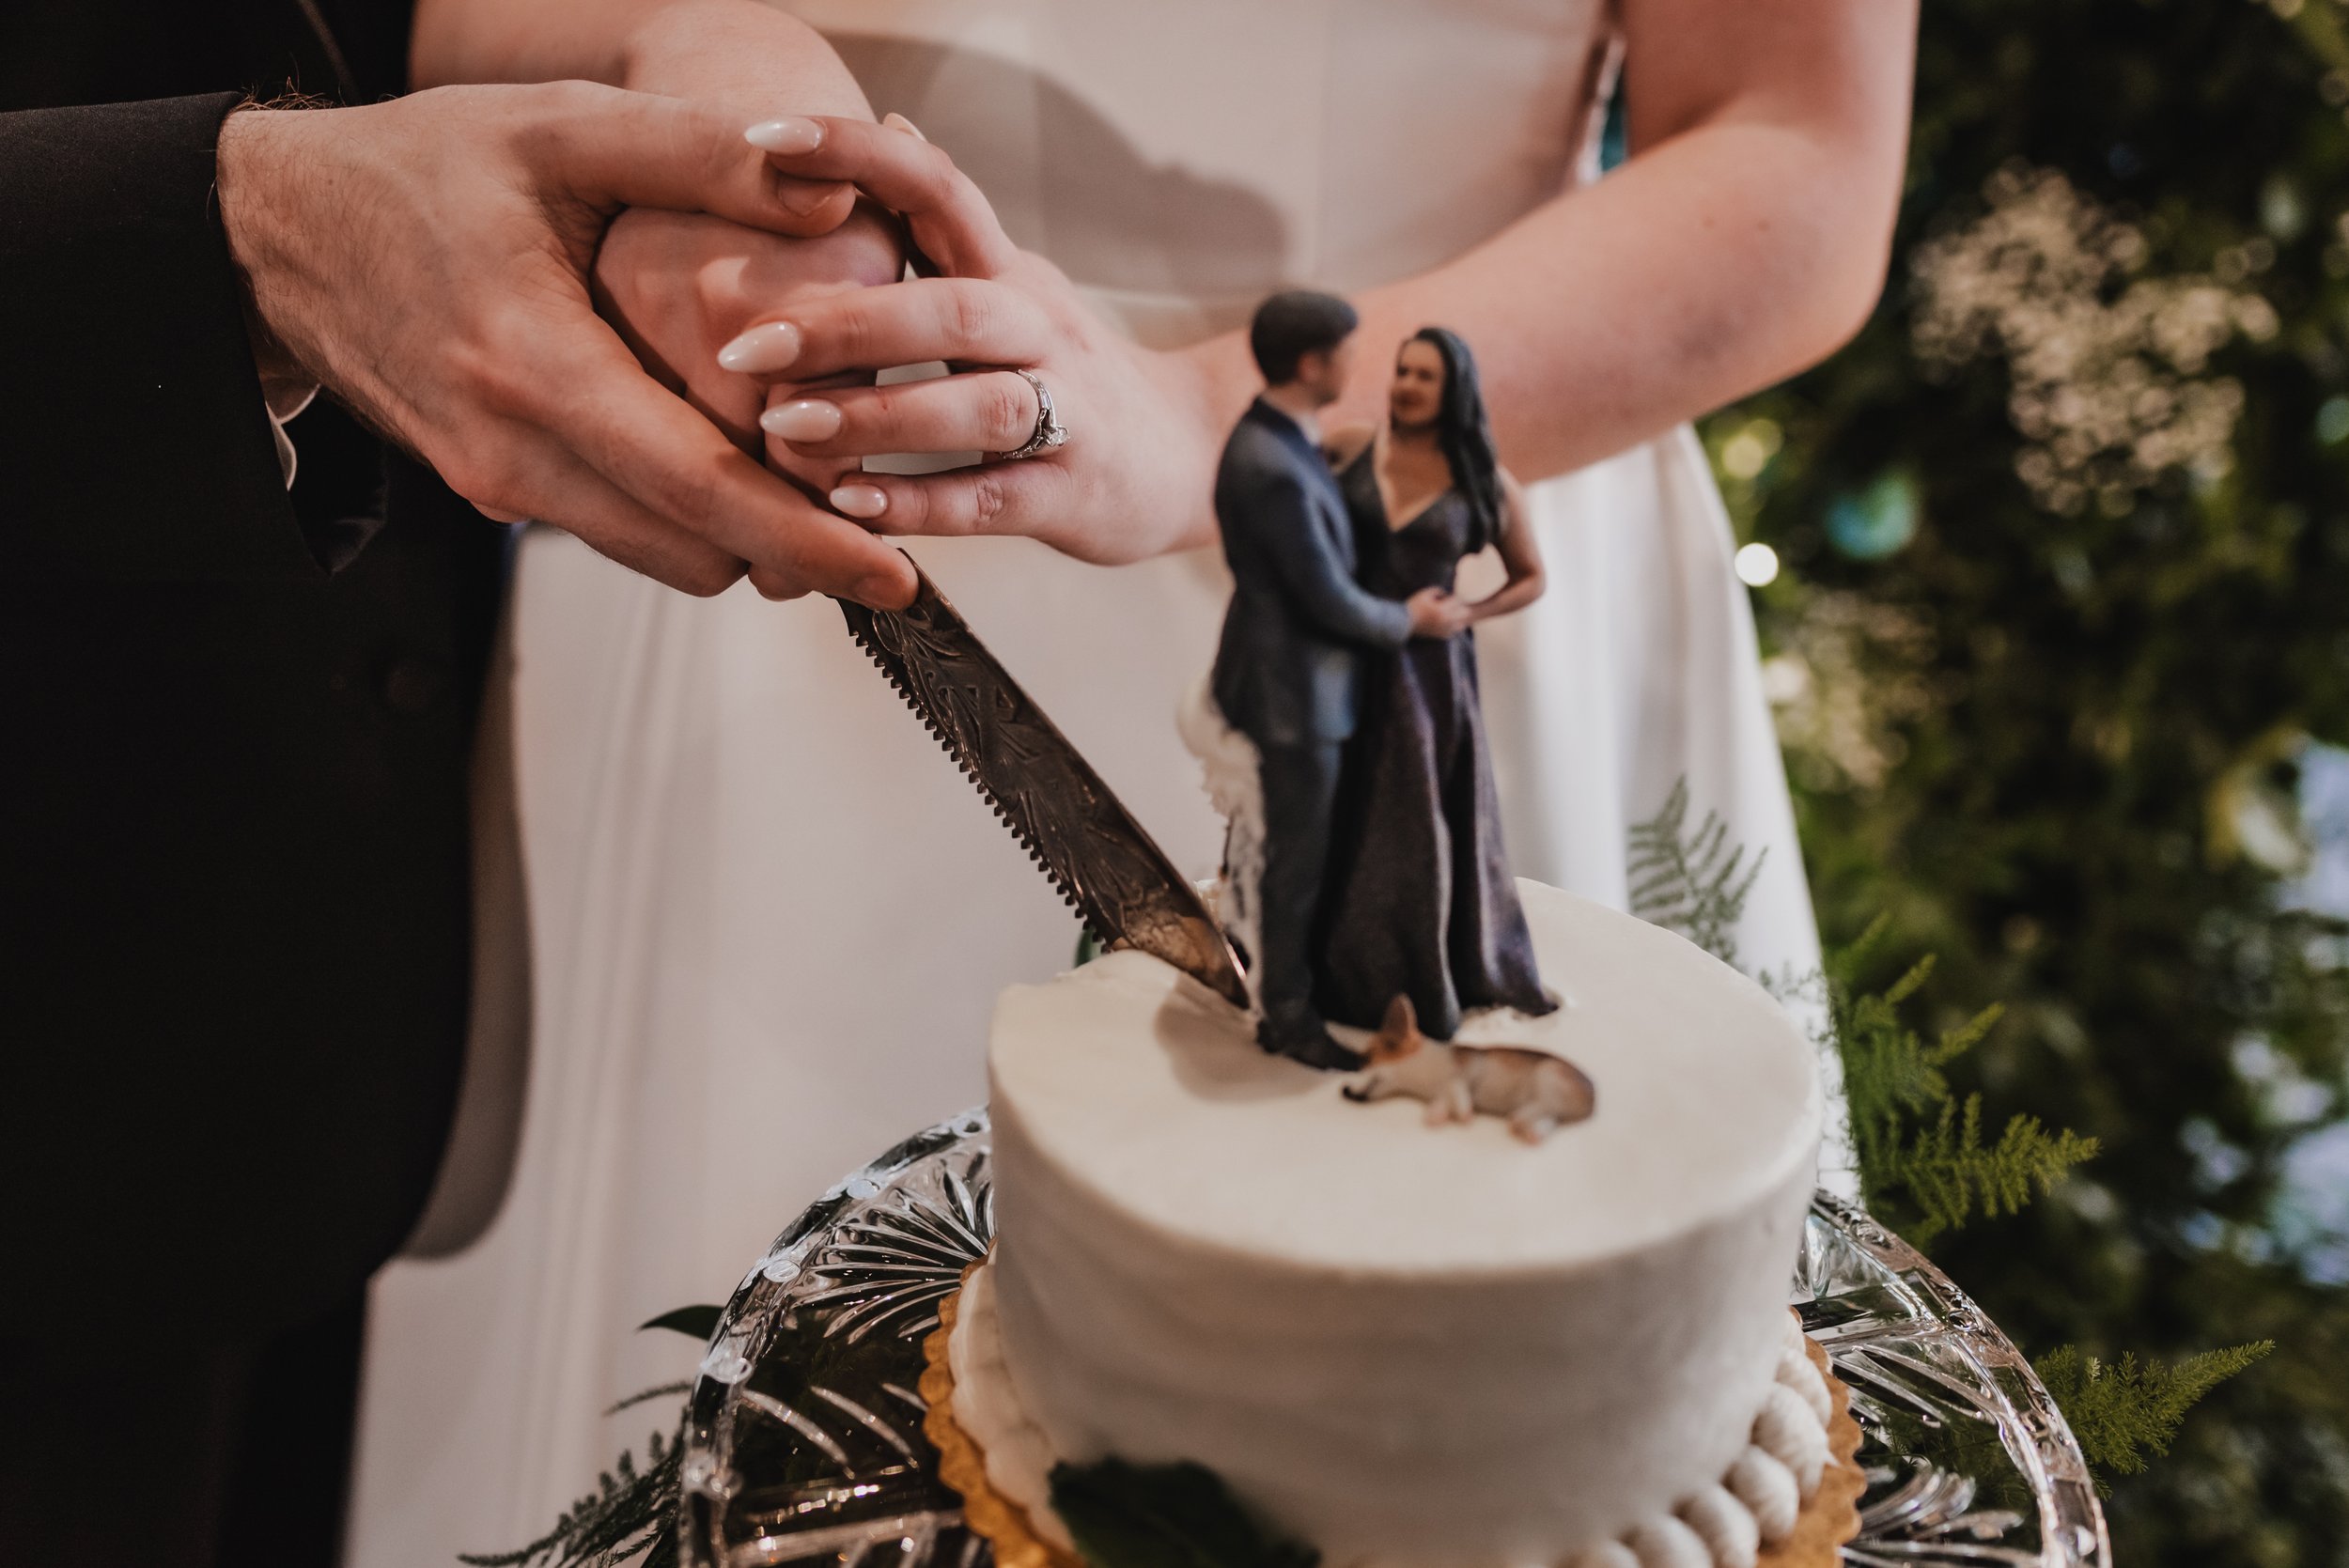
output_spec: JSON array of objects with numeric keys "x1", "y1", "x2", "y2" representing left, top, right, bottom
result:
[{"x1": 836, "y1": 562, "x2": 1251, "y2": 1011}]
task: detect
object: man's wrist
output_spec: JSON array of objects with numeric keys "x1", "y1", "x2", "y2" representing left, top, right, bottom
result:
[{"x1": 216, "y1": 106, "x2": 322, "y2": 411}]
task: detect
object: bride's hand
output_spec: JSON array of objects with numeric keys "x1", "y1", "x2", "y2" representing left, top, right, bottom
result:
[
  {"x1": 729, "y1": 117, "x2": 1226, "y2": 564},
  {"x1": 591, "y1": 203, "x2": 906, "y2": 595}
]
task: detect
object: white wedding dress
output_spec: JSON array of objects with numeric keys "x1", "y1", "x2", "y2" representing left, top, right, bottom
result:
[{"x1": 347, "y1": 2, "x2": 1847, "y2": 1560}]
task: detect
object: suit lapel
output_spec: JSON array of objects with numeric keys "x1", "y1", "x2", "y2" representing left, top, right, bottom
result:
[
  {"x1": 1248, "y1": 399, "x2": 1354, "y2": 571},
  {"x1": 1247, "y1": 398, "x2": 1321, "y2": 467}
]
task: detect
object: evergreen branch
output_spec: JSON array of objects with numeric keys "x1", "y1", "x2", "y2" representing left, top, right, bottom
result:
[
  {"x1": 1895, "y1": 1098, "x2": 2100, "y2": 1246},
  {"x1": 1633, "y1": 787, "x2": 2096, "y2": 1242},
  {"x1": 1882, "y1": 954, "x2": 1937, "y2": 1010},
  {"x1": 1840, "y1": 911, "x2": 1895, "y2": 973},
  {"x1": 465, "y1": 1309, "x2": 706, "y2": 1564},
  {"x1": 1928, "y1": 1003, "x2": 2005, "y2": 1068},
  {"x1": 459, "y1": 1426, "x2": 681, "y2": 1568},
  {"x1": 2035, "y1": 1342, "x2": 2275, "y2": 1488},
  {"x1": 1815, "y1": 916, "x2": 2092, "y2": 1243}
]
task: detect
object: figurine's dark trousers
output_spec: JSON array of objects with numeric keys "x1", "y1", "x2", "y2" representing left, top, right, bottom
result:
[{"x1": 1252, "y1": 739, "x2": 1345, "y2": 1046}]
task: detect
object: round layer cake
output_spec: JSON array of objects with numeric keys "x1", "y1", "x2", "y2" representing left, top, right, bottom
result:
[{"x1": 966, "y1": 881, "x2": 1822, "y2": 1566}]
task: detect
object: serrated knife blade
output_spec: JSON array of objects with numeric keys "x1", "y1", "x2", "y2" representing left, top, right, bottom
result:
[{"x1": 835, "y1": 562, "x2": 1251, "y2": 1011}]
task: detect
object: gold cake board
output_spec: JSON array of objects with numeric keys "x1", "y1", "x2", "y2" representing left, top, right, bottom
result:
[{"x1": 918, "y1": 1268, "x2": 1866, "y2": 1568}]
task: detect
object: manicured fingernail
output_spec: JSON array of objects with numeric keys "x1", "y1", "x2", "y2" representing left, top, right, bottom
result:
[
  {"x1": 744, "y1": 116, "x2": 824, "y2": 154},
  {"x1": 830, "y1": 483, "x2": 889, "y2": 520},
  {"x1": 881, "y1": 112, "x2": 926, "y2": 142},
  {"x1": 760, "y1": 399, "x2": 843, "y2": 442},
  {"x1": 717, "y1": 320, "x2": 801, "y2": 374}
]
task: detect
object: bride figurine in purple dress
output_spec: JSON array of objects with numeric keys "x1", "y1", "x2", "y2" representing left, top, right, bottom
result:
[{"x1": 1316, "y1": 328, "x2": 1558, "y2": 1042}]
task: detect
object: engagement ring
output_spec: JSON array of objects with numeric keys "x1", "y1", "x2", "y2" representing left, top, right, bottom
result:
[{"x1": 998, "y1": 367, "x2": 1070, "y2": 460}]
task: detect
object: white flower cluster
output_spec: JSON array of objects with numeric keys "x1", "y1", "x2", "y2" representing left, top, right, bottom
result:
[
  {"x1": 1763, "y1": 592, "x2": 1937, "y2": 794},
  {"x1": 1909, "y1": 163, "x2": 2273, "y2": 518}
]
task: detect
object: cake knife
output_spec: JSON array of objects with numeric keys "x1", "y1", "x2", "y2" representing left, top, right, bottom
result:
[{"x1": 835, "y1": 560, "x2": 1252, "y2": 1010}]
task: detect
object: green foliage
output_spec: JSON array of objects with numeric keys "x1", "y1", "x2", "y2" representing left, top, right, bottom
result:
[
  {"x1": 1822, "y1": 917, "x2": 2098, "y2": 1244},
  {"x1": 1892, "y1": 1100, "x2": 2101, "y2": 1249},
  {"x1": 1627, "y1": 778, "x2": 1765, "y2": 967},
  {"x1": 1641, "y1": 797, "x2": 2254, "y2": 1490},
  {"x1": 604, "y1": 1381, "x2": 692, "y2": 1419},
  {"x1": 1050, "y1": 1458, "x2": 1319, "y2": 1568},
  {"x1": 1703, "y1": 0, "x2": 2349, "y2": 1556},
  {"x1": 459, "y1": 1426, "x2": 679, "y2": 1568},
  {"x1": 2036, "y1": 1342, "x2": 2277, "y2": 1486},
  {"x1": 1634, "y1": 791, "x2": 2102, "y2": 1241},
  {"x1": 474, "y1": 1312, "x2": 717, "y2": 1566}
]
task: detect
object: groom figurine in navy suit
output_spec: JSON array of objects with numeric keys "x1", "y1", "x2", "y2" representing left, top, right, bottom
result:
[{"x1": 1210, "y1": 291, "x2": 1467, "y2": 1069}]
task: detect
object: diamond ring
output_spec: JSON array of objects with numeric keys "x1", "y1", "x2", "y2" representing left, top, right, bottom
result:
[{"x1": 997, "y1": 368, "x2": 1070, "y2": 461}]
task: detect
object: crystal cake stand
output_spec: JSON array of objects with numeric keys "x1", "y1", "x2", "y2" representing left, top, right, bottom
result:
[{"x1": 677, "y1": 1112, "x2": 2110, "y2": 1568}]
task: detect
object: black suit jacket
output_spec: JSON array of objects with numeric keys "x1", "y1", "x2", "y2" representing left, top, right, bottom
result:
[
  {"x1": 0, "y1": 0, "x2": 505, "y2": 1343},
  {"x1": 1209, "y1": 400, "x2": 1412, "y2": 747}
]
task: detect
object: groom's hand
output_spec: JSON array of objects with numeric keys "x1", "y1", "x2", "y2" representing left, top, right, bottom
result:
[
  {"x1": 1406, "y1": 587, "x2": 1470, "y2": 639},
  {"x1": 590, "y1": 204, "x2": 903, "y2": 598},
  {"x1": 214, "y1": 84, "x2": 917, "y2": 608}
]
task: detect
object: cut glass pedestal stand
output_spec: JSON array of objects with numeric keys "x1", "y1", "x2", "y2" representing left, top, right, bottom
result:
[{"x1": 677, "y1": 1112, "x2": 2110, "y2": 1568}]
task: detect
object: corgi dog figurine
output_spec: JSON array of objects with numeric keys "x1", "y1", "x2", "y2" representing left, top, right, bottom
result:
[{"x1": 1341, "y1": 994, "x2": 1596, "y2": 1143}]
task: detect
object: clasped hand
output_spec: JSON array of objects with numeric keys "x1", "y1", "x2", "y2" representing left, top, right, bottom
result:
[
  {"x1": 218, "y1": 89, "x2": 1225, "y2": 611},
  {"x1": 593, "y1": 115, "x2": 1226, "y2": 599},
  {"x1": 217, "y1": 84, "x2": 929, "y2": 606}
]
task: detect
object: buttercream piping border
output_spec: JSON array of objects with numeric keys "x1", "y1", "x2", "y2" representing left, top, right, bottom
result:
[
  {"x1": 1757, "y1": 1331, "x2": 1865, "y2": 1568},
  {"x1": 919, "y1": 1268, "x2": 1863, "y2": 1568},
  {"x1": 921, "y1": 1262, "x2": 1085, "y2": 1568}
]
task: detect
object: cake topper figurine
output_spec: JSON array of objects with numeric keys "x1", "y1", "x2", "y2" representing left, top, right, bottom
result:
[
  {"x1": 1312, "y1": 325, "x2": 1558, "y2": 1043},
  {"x1": 1343, "y1": 995, "x2": 1596, "y2": 1142},
  {"x1": 1194, "y1": 293, "x2": 1563, "y2": 1079},
  {"x1": 1199, "y1": 292, "x2": 1471, "y2": 1070}
]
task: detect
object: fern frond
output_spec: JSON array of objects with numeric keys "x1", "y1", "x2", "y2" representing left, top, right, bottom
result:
[
  {"x1": 1928, "y1": 1003, "x2": 2005, "y2": 1067},
  {"x1": 2035, "y1": 1342, "x2": 2275, "y2": 1486},
  {"x1": 1840, "y1": 911, "x2": 1895, "y2": 972},
  {"x1": 1626, "y1": 779, "x2": 1766, "y2": 966},
  {"x1": 459, "y1": 1425, "x2": 682, "y2": 1568},
  {"x1": 605, "y1": 1381, "x2": 693, "y2": 1419},
  {"x1": 1896, "y1": 1097, "x2": 2100, "y2": 1244},
  {"x1": 1814, "y1": 918, "x2": 2093, "y2": 1243},
  {"x1": 1882, "y1": 954, "x2": 1937, "y2": 1009}
]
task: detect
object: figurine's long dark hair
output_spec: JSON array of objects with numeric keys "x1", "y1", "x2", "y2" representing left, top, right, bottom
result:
[{"x1": 1406, "y1": 326, "x2": 1503, "y2": 553}]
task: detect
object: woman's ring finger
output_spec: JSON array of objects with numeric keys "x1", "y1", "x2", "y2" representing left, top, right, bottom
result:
[
  {"x1": 759, "y1": 368, "x2": 1062, "y2": 460},
  {"x1": 996, "y1": 368, "x2": 1069, "y2": 461}
]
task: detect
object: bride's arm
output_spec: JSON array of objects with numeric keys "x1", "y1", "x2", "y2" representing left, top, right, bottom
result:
[
  {"x1": 740, "y1": 0, "x2": 1913, "y2": 563},
  {"x1": 412, "y1": 0, "x2": 868, "y2": 116},
  {"x1": 1186, "y1": 0, "x2": 1918, "y2": 480},
  {"x1": 1464, "y1": 474, "x2": 1545, "y2": 625},
  {"x1": 412, "y1": 0, "x2": 879, "y2": 229}
]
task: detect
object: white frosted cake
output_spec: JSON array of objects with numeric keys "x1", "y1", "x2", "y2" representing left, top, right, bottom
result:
[{"x1": 947, "y1": 881, "x2": 1830, "y2": 1568}]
